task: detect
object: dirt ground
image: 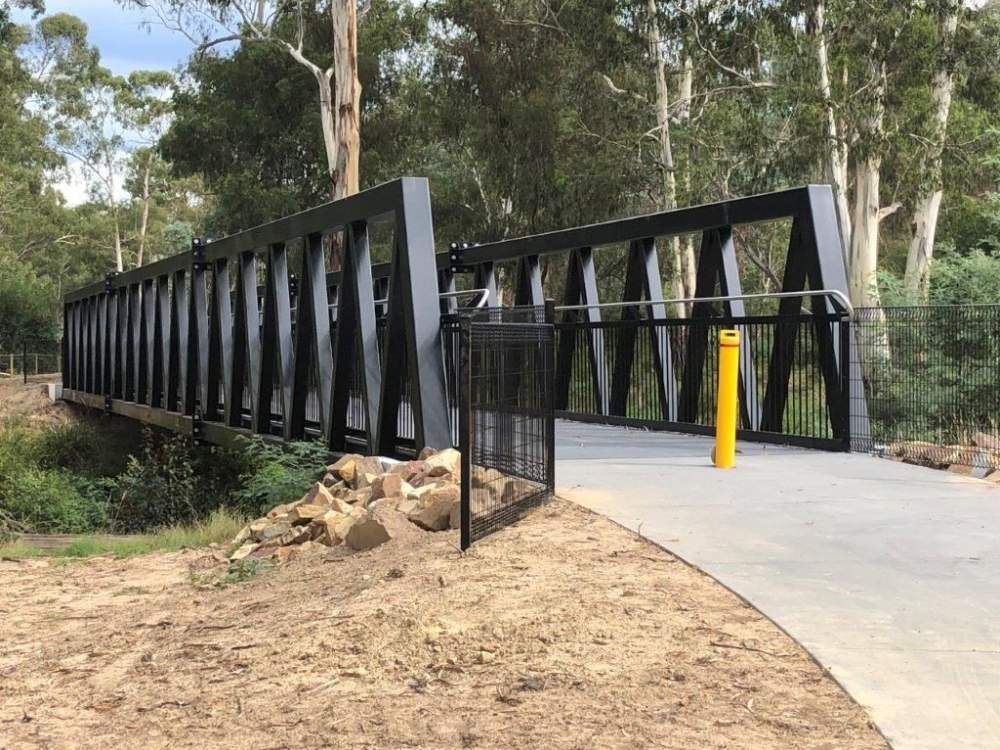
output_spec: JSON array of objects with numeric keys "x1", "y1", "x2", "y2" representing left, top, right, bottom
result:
[
  {"x1": 0, "y1": 499, "x2": 886, "y2": 750},
  {"x1": 0, "y1": 377, "x2": 77, "y2": 425}
]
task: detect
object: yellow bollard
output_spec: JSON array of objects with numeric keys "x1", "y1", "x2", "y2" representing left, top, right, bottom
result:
[{"x1": 713, "y1": 329, "x2": 740, "y2": 468}]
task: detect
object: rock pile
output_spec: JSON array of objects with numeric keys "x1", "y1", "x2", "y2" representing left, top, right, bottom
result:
[
  {"x1": 227, "y1": 447, "x2": 462, "y2": 564},
  {"x1": 885, "y1": 432, "x2": 1000, "y2": 479}
]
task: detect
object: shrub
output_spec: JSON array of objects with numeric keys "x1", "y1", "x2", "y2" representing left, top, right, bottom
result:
[
  {"x1": 106, "y1": 427, "x2": 200, "y2": 532},
  {"x1": 34, "y1": 421, "x2": 104, "y2": 474},
  {"x1": 0, "y1": 421, "x2": 109, "y2": 536},
  {"x1": 0, "y1": 418, "x2": 329, "y2": 537},
  {"x1": 231, "y1": 438, "x2": 329, "y2": 516}
]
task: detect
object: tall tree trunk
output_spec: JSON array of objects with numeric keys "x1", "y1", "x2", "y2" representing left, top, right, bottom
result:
[
  {"x1": 678, "y1": 50, "x2": 696, "y2": 305},
  {"x1": 136, "y1": 152, "x2": 152, "y2": 267},
  {"x1": 646, "y1": 0, "x2": 686, "y2": 317},
  {"x1": 849, "y1": 157, "x2": 881, "y2": 307},
  {"x1": 330, "y1": 0, "x2": 361, "y2": 201},
  {"x1": 848, "y1": 52, "x2": 887, "y2": 309},
  {"x1": 904, "y1": 0, "x2": 959, "y2": 296},
  {"x1": 809, "y1": 0, "x2": 852, "y2": 254},
  {"x1": 113, "y1": 219, "x2": 123, "y2": 273}
]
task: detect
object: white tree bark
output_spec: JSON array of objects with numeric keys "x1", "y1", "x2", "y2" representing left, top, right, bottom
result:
[
  {"x1": 849, "y1": 157, "x2": 881, "y2": 307},
  {"x1": 113, "y1": 224, "x2": 123, "y2": 272},
  {"x1": 330, "y1": 0, "x2": 361, "y2": 200},
  {"x1": 848, "y1": 52, "x2": 887, "y2": 309},
  {"x1": 809, "y1": 0, "x2": 852, "y2": 255},
  {"x1": 904, "y1": 0, "x2": 959, "y2": 296},
  {"x1": 646, "y1": 0, "x2": 687, "y2": 317},
  {"x1": 136, "y1": 151, "x2": 153, "y2": 267},
  {"x1": 148, "y1": 1, "x2": 362, "y2": 203},
  {"x1": 678, "y1": 50, "x2": 696, "y2": 305}
]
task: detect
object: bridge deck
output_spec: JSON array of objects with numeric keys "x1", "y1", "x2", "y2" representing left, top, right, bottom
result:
[{"x1": 557, "y1": 420, "x2": 1000, "y2": 750}]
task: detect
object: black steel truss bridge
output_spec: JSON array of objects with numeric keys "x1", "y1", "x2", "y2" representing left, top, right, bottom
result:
[{"x1": 61, "y1": 177, "x2": 868, "y2": 458}]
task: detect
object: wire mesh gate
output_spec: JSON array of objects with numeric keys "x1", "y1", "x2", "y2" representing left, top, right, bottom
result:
[{"x1": 456, "y1": 306, "x2": 556, "y2": 550}]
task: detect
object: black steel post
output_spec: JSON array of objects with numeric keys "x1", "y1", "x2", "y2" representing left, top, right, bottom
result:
[
  {"x1": 839, "y1": 314, "x2": 852, "y2": 451},
  {"x1": 458, "y1": 314, "x2": 472, "y2": 552},
  {"x1": 545, "y1": 299, "x2": 556, "y2": 494}
]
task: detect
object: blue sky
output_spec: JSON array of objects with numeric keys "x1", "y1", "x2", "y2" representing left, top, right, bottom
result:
[
  {"x1": 14, "y1": 0, "x2": 197, "y2": 203},
  {"x1": 15, "y1": 0, "x2": 193, "y2": 75}
]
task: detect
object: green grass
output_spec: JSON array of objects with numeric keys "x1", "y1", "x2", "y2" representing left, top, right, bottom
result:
[{"x1": 0, "y1": 509, "x2": 244, "y2": 560}]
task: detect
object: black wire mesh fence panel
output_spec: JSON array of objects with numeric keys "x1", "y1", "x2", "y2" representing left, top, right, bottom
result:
[
  {"x1": 554, "y1": 313, "x2": 851, "y2": 451},
  {"x1": 458, "y1": 307, "x2": 555, "y2": 550},
  {"x1": 852, "y1": 306, "x2": 1000, "y2": 469}
]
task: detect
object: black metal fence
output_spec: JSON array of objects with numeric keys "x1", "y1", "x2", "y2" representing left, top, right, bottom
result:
[
  {"x1": 458, "y1": 306, "x2": 555, "y2": 550},
  {"x1": 555, "y1": 308, "x2": 853, "y2": 451},
  {"x1": 851, "y1": 305, "x2": 1000, "y2": 469}
]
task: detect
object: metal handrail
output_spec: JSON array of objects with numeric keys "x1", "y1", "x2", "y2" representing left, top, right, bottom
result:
[
  {"x1": 328, "y1": 287, "x2": 492, "y2": 310},
  {"x1": 556, "y1": 289, "x2": 854, "y2": 319},
  {"x1": 439, "y1": 288, "x2": 492, "y2": 309}
]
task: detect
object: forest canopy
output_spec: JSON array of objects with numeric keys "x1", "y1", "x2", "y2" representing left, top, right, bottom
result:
[{"x1": 1, "y1": 0, "x2": 999, "y2": 346}]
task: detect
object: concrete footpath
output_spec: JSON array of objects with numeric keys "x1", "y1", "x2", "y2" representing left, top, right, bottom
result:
[{"x1": 557, "y1": 421, "x2": 1000, "y2": 750}]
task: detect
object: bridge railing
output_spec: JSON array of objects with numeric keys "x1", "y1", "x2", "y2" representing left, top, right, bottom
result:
[
  {"x1": 451, "y1": 184, "x2": 866, "y2": 450},
  {"x1": 554, "y1": 305, "x2": 852, "y2": 451},
  {"x1": 61, "y1": 177, "x2": 451, "y2": 455}
]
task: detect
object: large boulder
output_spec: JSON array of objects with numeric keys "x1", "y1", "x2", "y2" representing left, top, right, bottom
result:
[
  {"x1": 279, "y1": 526, "x2": 312, "y2": 546},
  {"x1": 310, "y1": 510, "x2": 348, "y2": 546},
  {"x1": 388, "y1": 460, "x2": 424, "y2": 482},
  {"x1": 370, "y1": 473, "x2": 403, "y2": 502},
  {"x1": 344, "y1": 487, "x2": 373, "y2": 507},
  {"x1": 286, "y1": 503, "x2": 328, "y2": 525},
  {"x1": 423, "y1": 448, "x2": 461, "y2": 479},
  {"x1": 299, "y1": 482, "x2": 335, "y2": 507},
  {"x1": 345, "y1": 507, "x2": 423, "y2": 551},
  {"x1": 230, "y1": 542, "x2": 257, "y2": 561},
  {"x1": 258, "y1": 521, "x2": 291, "y2": 543},
  {"x1": 328, "y1": 454, "x2": 364, "y2": 482},
  {"x1": 352, "y1": 456, "x2": 385, "y2": 489},
  {"x1": 408, "y1": 484, "x2": 460, "y2": 532}
]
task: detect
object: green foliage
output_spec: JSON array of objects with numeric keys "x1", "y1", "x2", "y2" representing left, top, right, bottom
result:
[
  {"x1": 231, "y1": 438, "x2": 329, "y2": 517},
  {"x1": 224, "y1": 557, "x2": 271, "y2": 585},
  {"x1": 33, "y1": 420, "x2": 105, "y2": 473},
  {"x1": 0, "y1": 414, "x2": 328, "y2": 538},
  {"x1": 0, "y1": 258, "x2": 59, "y2": 348},
  {"x1": 105, "y1": 427, "x2": 201, "y2": 532},
  {"x1": 162, "y1": 29, "x2": 327, "y2": 234},
  {"x1": 880, "y1": 248, "x2": 1000, "y2": 306},
  {"x1": 0, "y1": 508, "x2": 245, "y2": 559},
  {"x1": 0, "y1": 421, "x2": 109, "y2": 537},
  {"x1": 102, "y1": 429, "x2": 326, "y2": 532},
  {"x1": 861, "y1": 305, "x2": 1000, "y2": 447}
]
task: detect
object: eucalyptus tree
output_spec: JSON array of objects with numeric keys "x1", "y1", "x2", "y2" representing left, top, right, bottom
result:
[
  {"x1": 124, "y1": 0, "x2": 362, "y2": 201},
  {"x1": 116, "y1": 69, "x2": 175, "y2": 266}
]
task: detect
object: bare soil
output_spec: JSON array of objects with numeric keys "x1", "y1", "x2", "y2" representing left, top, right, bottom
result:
[
  {"x1": 0, "y1": 499, "x2": 886, "y2": 750},
  {"x1": 0, "y1": 377, "x2": 77, "y2": 425}
]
